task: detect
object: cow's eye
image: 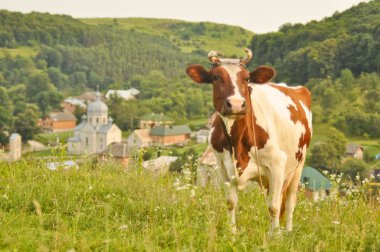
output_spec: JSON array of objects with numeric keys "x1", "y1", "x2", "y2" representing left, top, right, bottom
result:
[
  {"x1": 212, "y1": 75, "x2": 220, "y2": 82},
  {"x1": 244, "y1": 77, "x2": 250, "y2": 83}
]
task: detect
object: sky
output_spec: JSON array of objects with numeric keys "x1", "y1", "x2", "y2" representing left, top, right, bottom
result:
[{"x1": 0, "y1": 0, "x2": 371, "y2": 33}]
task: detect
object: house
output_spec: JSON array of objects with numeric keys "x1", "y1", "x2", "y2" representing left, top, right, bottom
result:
[
  {"x1": 139, "y1": 113, "x2": 173, "y2": 129},
  {"x1": 61, "y1": 97, "x2": 86, "y2": 113},
  {"x1": 301, "y1": 166, "x2": 332, "y2": 202},
  {"x1": 39, "y1": 111, "x2": 77, "y2": 132},
  {"x1": 150, "y1": 125, "x2": 191, "y2": 146},
  {"x1": 142, "y1": 155, "x2": 178, "y2": 173},
  {"x1": 196, "y1": 129, "x2": 210, "y2": 144},
  {"x1": 345, "y1": 143, "x2": 364, "y2": 159},
  {"x1": 105, "y1": 88, "x2": 140, "y2": 101},
  {"x1": 76, "y1": 91, "x2": 100, "y2": 103},
  {"x1": 67, "y1": 90, "x2": 122, "y2": 154},
  {"x1": 127, "y1": 129, "x2": 152, "y2": 147},
  {"x1": 98, "y1": 142, "x2": 129, "y2": 167}
]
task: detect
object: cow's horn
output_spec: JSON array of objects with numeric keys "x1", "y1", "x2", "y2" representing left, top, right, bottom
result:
[
  {"x1": 208, "y1": 51, "x2": 221, "y2": 64},
  {"x1": 241, "y1": 48, "x2": 253, "y2": 65}
]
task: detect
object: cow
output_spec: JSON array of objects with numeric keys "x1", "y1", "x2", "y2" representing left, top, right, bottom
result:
[{"x1": 186, "y1": 49, "x2": 312, "y2": 233}]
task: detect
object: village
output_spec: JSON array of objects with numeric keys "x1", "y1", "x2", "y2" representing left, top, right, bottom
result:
[{"x1": 1, "y1": 87, "x2": 379, "y2": 202}]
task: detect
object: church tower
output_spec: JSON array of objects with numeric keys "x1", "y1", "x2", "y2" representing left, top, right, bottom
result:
[{"x1": 87, "y1": 88, "x2": 108, "y2": 128}]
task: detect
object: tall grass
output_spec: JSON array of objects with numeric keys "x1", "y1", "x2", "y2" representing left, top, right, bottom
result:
[{"x1": 0, "y1": 157, "x2": 379, "y2": 251}]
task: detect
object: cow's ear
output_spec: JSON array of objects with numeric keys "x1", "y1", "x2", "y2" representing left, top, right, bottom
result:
[
  {"x1": 250, "y1": 66, "x2": 276, "y2": 84},
  {"x1": 186, "y1": 65, "x2": 212, "y2": 84}
]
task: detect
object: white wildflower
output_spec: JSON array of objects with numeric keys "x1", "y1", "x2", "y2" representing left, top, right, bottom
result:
[
  {"x1": 118, "y1": 224, "x2": 128, "y2": 230},
  {"x1": 332, "y1": 221, "x2": 340, "y2": 225}
]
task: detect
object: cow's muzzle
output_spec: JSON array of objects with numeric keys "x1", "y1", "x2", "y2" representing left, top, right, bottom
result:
[{"x1": 223, "y1": 97, "x2": 247, "y2": 117}]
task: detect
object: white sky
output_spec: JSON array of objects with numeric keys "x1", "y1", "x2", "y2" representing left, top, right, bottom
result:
[{"x1": 0, "y1": 0, "x2": 370, "y2": 33}]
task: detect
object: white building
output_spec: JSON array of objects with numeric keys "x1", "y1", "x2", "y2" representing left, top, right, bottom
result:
[
  {"x1": 9, "y1": 133, "x2": 22, "y2": 161},
  {"x1": 105, "y1": 88, "x2": 140, "y2": 101},
  {"x1": 67, "y1": 90, "x2": 122, "y2": 154}
]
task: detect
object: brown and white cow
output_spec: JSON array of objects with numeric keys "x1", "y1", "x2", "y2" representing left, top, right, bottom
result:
[{"x1": 186, "y1": 49, "x2": 312, "y2": 233}]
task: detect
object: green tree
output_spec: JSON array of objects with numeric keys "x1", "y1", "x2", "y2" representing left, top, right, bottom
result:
[
  {"x1": 309, "y1": 127, "x2": 347, "y2": 170},
  {"x1": 14, "y1": 105, "x2": 40, "y2": 142},
  {"x1": 341, "y1": 158, "x2": 368, "y2": 182}
]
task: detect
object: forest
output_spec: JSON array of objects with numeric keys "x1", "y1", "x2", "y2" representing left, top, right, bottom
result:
[{"x1": 0, "y1": 0, "x2": 379, "y2": 156}]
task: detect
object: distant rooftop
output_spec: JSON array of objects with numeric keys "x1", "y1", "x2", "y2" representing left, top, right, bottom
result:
[
  {"x1": 105, "y1": 88, "x2": 140, "y2": 100},
  {"x1": 140, "y1": 112, "x2": 172, "y2": 122},
  {"x1": 150, "y1": 125, "x2": 191, "y2": 136},
  {"x1": 47, "y1": 111, "x2": 77, "y2": 121}
]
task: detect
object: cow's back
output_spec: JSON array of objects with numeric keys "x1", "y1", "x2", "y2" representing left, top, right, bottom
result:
[{"x1": 249, "y1": 83, "x2": 312, "y2": 174}]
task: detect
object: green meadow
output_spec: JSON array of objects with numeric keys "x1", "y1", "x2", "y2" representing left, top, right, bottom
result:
[{"x1": 0, "y1": 157, "x2": 379, "y2": 251}]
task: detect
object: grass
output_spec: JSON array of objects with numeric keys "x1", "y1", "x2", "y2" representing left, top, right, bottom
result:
[
  {"x1": 0, "y1": 46, "x2": 38, "y2": 58},
  {"x1": 34, "y1": 132, "x2": 74, "y2": 145},
  {"x1": 0, "y1": 157, "x2": 379, "y2": 251}
]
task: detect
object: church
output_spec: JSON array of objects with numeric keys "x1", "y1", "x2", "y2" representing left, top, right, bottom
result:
[{"x1": 67, "y1": 90, "x2": 122, "y2": 154}]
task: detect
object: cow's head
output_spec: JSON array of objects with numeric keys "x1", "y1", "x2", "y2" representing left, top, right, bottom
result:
[{"x1": 186, "y1": 49, "x2": 275, "y2": 118}]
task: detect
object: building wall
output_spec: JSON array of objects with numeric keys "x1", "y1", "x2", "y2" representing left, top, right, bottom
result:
[
  {"x1": 105, "y1": 125, "x2": 122, "y2": 146},
  {"x1": 9, "y1": 134, "x2": 22, "y2": 161},
  {"x1": 40, "y1": 118, "x2": 76, "y2": 132},
  {"x1": 151, "y1": 134, "x2": 188, "y2": 146},
  {"x1": 52, "y1": 121, "x2": 77, "y2": 132}
]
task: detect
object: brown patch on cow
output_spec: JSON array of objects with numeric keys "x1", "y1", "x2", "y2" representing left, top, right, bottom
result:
[
  {"x1": 270, "y1": 84, "x2": 312, "y2": 162},
  {"x1": 280, "y1": 187, "x2": 288, "y2": 219},
  {"x1": 210, "y1": 66, "x2": 237, "y2": 114},
  {"x1": 210, "y1": 116, "x2": 229, "y2": 153}
]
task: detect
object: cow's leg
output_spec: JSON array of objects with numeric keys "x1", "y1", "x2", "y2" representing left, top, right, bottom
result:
[
  {"x1": 215, "y1": 151, "x2": 239, "y2": 234},
  {"x1": 266, "y1": 151, "x2": 287, "y2": 231},
  {"x1": 284, "y1": 165, "x2": 303, "y2": 231}
]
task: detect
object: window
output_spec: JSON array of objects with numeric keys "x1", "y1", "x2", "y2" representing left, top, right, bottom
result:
[
  {"x1": 96, "y1": 118, "x2": 99, "y2": 123},
  {"x1": 85, "y1": 137, "x2": 89, "y2": 146}
]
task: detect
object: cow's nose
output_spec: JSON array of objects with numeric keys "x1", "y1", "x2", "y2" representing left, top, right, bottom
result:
[{"x1": 225, "y1": 98, "x2": 246, "y2": 114}]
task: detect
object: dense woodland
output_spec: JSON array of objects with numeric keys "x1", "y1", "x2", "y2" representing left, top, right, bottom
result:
[{"x1": 0, "y1": 0, "x2": 380, "y2": 163}]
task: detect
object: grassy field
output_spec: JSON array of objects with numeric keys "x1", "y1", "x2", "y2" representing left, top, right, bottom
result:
[
  {"x1": 0, "y1": 46, "x2": 38, "y2": 58},
  {"x1": 0, "y1": 157, "x2": 379, "y2": 251}
]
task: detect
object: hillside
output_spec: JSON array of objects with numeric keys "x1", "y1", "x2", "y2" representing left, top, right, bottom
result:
[
  {"x1": 80, "y1": 18, "x2": 254, "y2": 56},
  {"x1": 249, "y1": 0, "x2": 380, "y2": 84}
]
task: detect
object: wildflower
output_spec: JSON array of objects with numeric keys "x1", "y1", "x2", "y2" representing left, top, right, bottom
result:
[
  {"x1": 332, "y1": 221, "x2": 340, "y2": 225},
  {"x1": 119, "y1": 224, "x2": 128, "y2": 230},
  {"x1": 3, "y1": 194, "x2": 8, "y2": 200}
]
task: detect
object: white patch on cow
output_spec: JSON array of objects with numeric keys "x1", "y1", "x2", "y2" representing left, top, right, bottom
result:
[
  {"x1": 240, "y1": 84, "x2": 308, "y2": 185},
  {"x1": 216, "y1": 112, "x2": 235, "y2": 136},
  {"x1": 221, "y1": 62, "x2": 245, "y2": 103},
  {"x1": 208, "y1": 127, "x2": 215, "y2": 144},
  {"x1": 301, "y1": 101, "x2": 313, "y2": 135}
]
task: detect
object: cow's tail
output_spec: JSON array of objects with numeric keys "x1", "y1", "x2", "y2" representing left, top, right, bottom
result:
[{"x1": 280, "y1": 189, "x2": 287, "y2": 219}]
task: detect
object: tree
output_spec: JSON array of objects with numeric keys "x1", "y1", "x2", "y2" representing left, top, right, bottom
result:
[
  {"x1": 309, "y1": 127, "x2": 347, "y2": 171},
  {"x1": 26, "y1": 73, "x2": 55, "y2": 100},
  {"x1": 341, "y1": 158, "x2": 368, "y2": 182},
  {"x1": 14, "y1": 105, "x2": 40, "y2": 142}
]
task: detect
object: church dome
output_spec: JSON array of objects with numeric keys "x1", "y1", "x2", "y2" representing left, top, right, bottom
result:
[{"x1": 87, "y1": 90, "x2": 108, "y2": 115}]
